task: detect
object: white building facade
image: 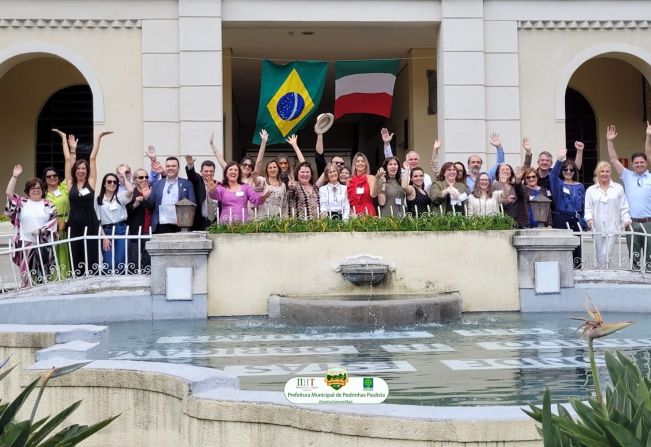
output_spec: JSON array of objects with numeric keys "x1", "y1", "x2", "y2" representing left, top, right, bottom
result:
[{"x1": 1, "y1": 0, "x2": 651, "y2": 187}]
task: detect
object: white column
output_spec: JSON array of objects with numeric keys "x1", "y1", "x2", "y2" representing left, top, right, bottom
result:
[
  {"x1": 141, "y1": 16, "x2": 180, "y2": 156},
  {"x1": 178, "y1": 0, "x2": 223, "y2": 158},
  {"x1": 484, "y1": 19, "x2": 521, "y2": 165},
  {"x1": 438, "y1": 0, "x2": 487, "y2": 166}
]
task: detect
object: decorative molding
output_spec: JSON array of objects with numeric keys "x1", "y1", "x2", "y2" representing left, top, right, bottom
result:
[
  {"x1": 518, "y1": 20, "x2": 650, "y2": 30},
  {"x1": 0, "y1": 18, "x2": 141, "y2": 29}
]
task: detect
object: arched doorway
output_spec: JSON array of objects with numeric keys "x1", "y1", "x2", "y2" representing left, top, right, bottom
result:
[
  {"x1": 35, "y1": 85, "x2": 93, "y2": 177},
  {"x1": 564, "y1": 87, "x2": 597, "y2": 185}
]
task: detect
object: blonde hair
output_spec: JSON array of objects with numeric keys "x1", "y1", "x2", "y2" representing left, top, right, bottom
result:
[
  {"x1": 593, "y1": 161, "x2": 612, "y2": 183},
  {"x1": 352, "y1": 152, "x2": 370, "y2": 176}
]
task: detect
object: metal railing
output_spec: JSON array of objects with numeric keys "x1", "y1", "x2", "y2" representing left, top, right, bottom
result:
[
  {"x1": 0, "y1": 226, "x2": 152, "y2": 293},
  {"x1": 571, "y1": 224, "x2": 649, "y2": 272}
]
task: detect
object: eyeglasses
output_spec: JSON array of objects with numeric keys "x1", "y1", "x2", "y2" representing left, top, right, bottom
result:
[
  {"x1": 30, "y1": 186, "x2": 42, "y2": 191},
  {"x1": 45, "y1": 174, "x2": 58, "y2": 179},
  {"x1": 241, "y1": 163, "x2": 253, "y2": 168},
  {"x1": 136, "y1": 175, "x2": 148, "y2": 180},
  {"x1": 525, "y1": 175, "x2": 538, "y2": 180},
  {"x1": 106, "y1": 179, "x2": 118, "y2": 185},
  {"x1": 562, "y1": 167, "x2": 575, "y2": 173}
]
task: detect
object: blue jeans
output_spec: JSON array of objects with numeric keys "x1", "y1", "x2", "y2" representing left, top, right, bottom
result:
[{"x1": 102, "y1": 223, "x2": 126, "y2": 273}]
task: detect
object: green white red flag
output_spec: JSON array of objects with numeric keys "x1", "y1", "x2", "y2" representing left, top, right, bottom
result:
[{"x1": 334, "y1": 59, "x2": 400, "y2": 119}]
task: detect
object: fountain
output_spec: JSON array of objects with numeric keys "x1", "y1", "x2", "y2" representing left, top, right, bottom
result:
[{"x1": 267, "y1": 254, "x2": 462, "y2": 325}]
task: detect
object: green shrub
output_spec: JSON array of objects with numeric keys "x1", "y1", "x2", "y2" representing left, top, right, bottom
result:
[
  {"x1": 0, "y1": 359, "x2": 118, "y2": 446},
  {"x1": 207, "y1": 213, "x2": 515, "y2": 234},
  {"x1": 524, "y1": 303, "x2": 645, "y2": 446}
]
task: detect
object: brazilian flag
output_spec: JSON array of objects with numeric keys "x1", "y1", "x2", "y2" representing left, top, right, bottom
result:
[{"x1": 253, "y1": 60, "x2": 328, "y2": 145}]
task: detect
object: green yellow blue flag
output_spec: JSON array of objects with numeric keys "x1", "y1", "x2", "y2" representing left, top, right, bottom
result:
[{"x1": 253, "y1": 60, "x2": 328, "y2": 145}]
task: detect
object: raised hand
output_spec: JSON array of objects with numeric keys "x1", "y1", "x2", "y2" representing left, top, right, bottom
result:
[
  {"x1": 606, "y1": 125, "x2": 618, "y2": 141},
  {"x1": 140, "y1": 182, "x2": 152, "y2": 199},
  {"x1": 206, "y1": 179, "x2": 217, "y2": 192},
  {"x1": 433, "y1": 138, "x2": 442, "y2": 152},
  {"x1": 489, "y1": 132, "x2": 502, "y2": 148},
  {"x1": 287, "y1": 179, "x2": 297, "y2": 190},
  {"x1": 381, "y1": 128, "x2": 394, "y2": 145},
  {"x1": 286, "y1": 134, "x2": 298, "y2": 147},
  {"x1": 574, "y1": 141, "x2": 584, "y2": 151},
  {"x1": 521, "y1": 138, "x2": 531, "y2": 154},
  {"x1": 558, "y1": 147, "x2": 568, "y2": 161},
  {"x1": 151, "y1": 159, "x2": 163, "y2": 174},
  {"x1": 259, "y1": 129, "x2": 268, "y2": 142},
  {"x1": 12, "y1": 164, "x2": 22, "y2": 178},
  {"x1": 375, "y1": 167, "x2": 386, "y2": 180},
  {"x1": 184, "y1": 155, "x2": 195, "y2": 167},
  {"x1": 209, "y1": 132, "x2": 214, "y2": 145},
  {"x1": 145, "y1": 145, "x2": 157, "y2": 161},
  {"x1": 514, "y1": 165, "x2": 523, "y2": 179},
  {"x1": 67, "y1": 134, "x2": 78, "y2": 152}
]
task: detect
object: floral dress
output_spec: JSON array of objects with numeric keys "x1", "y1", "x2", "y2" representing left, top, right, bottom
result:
[
  {"x1": 4, "y1": 194, "x2": 57, "y2": 285},
  {"x1": 287, "y1": 184, "x2": 320, "y2": 220}
]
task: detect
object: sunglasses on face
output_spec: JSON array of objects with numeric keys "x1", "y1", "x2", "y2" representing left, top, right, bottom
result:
[
  {"x1": 526, "y1": 175, "x2": 538, "y2": 179},
  {"x1": 333, "y1": 161, "x2": 345, "y2": 166},
  {"x1": 106, "y1": 179, "x2": 118, "y2": 185},
  {"x1": 562, "y1": 167, "x2": 575, "y2": 172},
  {"x1": 45, "y1": 174, "x2": 58, "y2": 179},
  {"x1": 241, "y1": 163, "x2": 253, "y2": 168},
  {"x1": 136, "y1": 175, "x2": 148, "y2": 180}
]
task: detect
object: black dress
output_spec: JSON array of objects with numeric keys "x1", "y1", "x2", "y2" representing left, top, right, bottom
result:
[
  {"x1": 68, "y1": 183, "x2": 100, "y2": 275},
  {"x1": 407, "y1": 187, "x2": 431, "y2": 216}
]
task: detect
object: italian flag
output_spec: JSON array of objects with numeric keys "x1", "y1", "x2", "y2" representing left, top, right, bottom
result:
[{"x1": 334, "y1": 59, "x2": 400, "y2": 119}]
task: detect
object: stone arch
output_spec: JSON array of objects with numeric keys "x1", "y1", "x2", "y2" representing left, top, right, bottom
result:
[
  {"x1": 0, "y1": 42, "x2": 105, "y2": 124},
  {"x1": 554, "y1": 42, "x2": 651, "y2": 122}
]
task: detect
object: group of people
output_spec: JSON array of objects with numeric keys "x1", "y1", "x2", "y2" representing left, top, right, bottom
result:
[{"x1": 5, "y1": 119, "x2": 651, "y2": 279}]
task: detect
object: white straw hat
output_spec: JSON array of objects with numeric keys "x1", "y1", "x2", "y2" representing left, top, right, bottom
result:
[{"x1": 314, "y1": 113, "x2": 334, "y2": 134}]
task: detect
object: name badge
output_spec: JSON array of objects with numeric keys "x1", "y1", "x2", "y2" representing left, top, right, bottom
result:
[
  {"x1": 599, "y1": 195, "x2": 608, "y2": 204},
  {"x1": 562, "y1": 187, "x2": 570, "y2": 195},
  {"x1": 458, "y1": 192, "x2": 468, "y2": 202},
  {"x1": 53, "y1": 189, "x2": 62, "y2": 197},
  {"x1": 529, "y1": 195, "x2": 535, "y2": 201},
  {"x1": 235, "y1": 191, "x2": 245, "y2": 197},
  {"x1": 109, "y1": 201, "x2": 119, "y2": 211},
  {"x1": 394, "y1": 197, "x2": 402, "y2": 206},
  {"x1": 79, "y1": 187, "x2": 90, "y2": 196},
  {"x1": 356, "y1": 187, "x2": 365, "y2": 195},
  {"x1": 546, "y1": 190, "x2": 552, "y2": 197}
]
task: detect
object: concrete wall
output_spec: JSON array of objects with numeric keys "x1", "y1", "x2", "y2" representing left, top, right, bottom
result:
[
  {"x1": 568, "y1": 57, "x2": 646, "y2": 180},
  {"x1": 207, "y1": 231, "x2": 519, "y2": 316},
  {"x1": 518, "y1": 26, "x2": 651, "y2": 164}
]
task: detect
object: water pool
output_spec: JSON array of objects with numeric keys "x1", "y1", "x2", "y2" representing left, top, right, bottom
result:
[{"x1": 108, "y1": 311, "x2": 651, "y2": 406}]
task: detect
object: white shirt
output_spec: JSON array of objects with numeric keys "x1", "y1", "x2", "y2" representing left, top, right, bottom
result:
[
  {"x1": 19, "y1": 200, "x2": 49, "y2": 243},
  {"x1": 159, "y1": 178, "x2": 179, "y2": 225},
  {"x1": 584, "y1": 181, "x2": 631, "y2": 232},
  {"x1": 467, "y1": 191, "x2": 502, "y2": 216},
  {"x1": 319, "y1": 183, "x2": 350, "y2": 220},
  {"x1": 96, "y1": 191, "x2": 129, "y2": 225}
]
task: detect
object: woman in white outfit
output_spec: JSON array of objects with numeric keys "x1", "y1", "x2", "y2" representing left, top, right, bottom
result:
[{"x1": 584, "y1": 161, "x2": 631, "y2": 269}]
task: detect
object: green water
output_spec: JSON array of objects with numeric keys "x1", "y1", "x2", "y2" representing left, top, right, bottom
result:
[{"x1": 108, "y1": 312, "x2": 651, "y2": 406}]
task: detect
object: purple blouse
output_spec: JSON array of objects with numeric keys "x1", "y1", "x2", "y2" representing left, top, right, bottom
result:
[{"x1": 209, "y1": 183, "x2": 264, "y2": 223}]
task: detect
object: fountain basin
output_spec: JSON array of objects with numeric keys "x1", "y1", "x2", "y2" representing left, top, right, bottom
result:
[{"x1": 268, "y1": 292, "x2": 462, "y2": 325}]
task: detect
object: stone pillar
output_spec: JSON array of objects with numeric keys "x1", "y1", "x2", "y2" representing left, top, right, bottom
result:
[
  {"x1": 146, "y1": 232, "x2": 212, "y2": 319},
  {"x1": 513, "y1": 229, "x2": 582, "y2": 311},
  {"x1": 513, "y1": 229, "x2": 579, "y2": 290}
]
